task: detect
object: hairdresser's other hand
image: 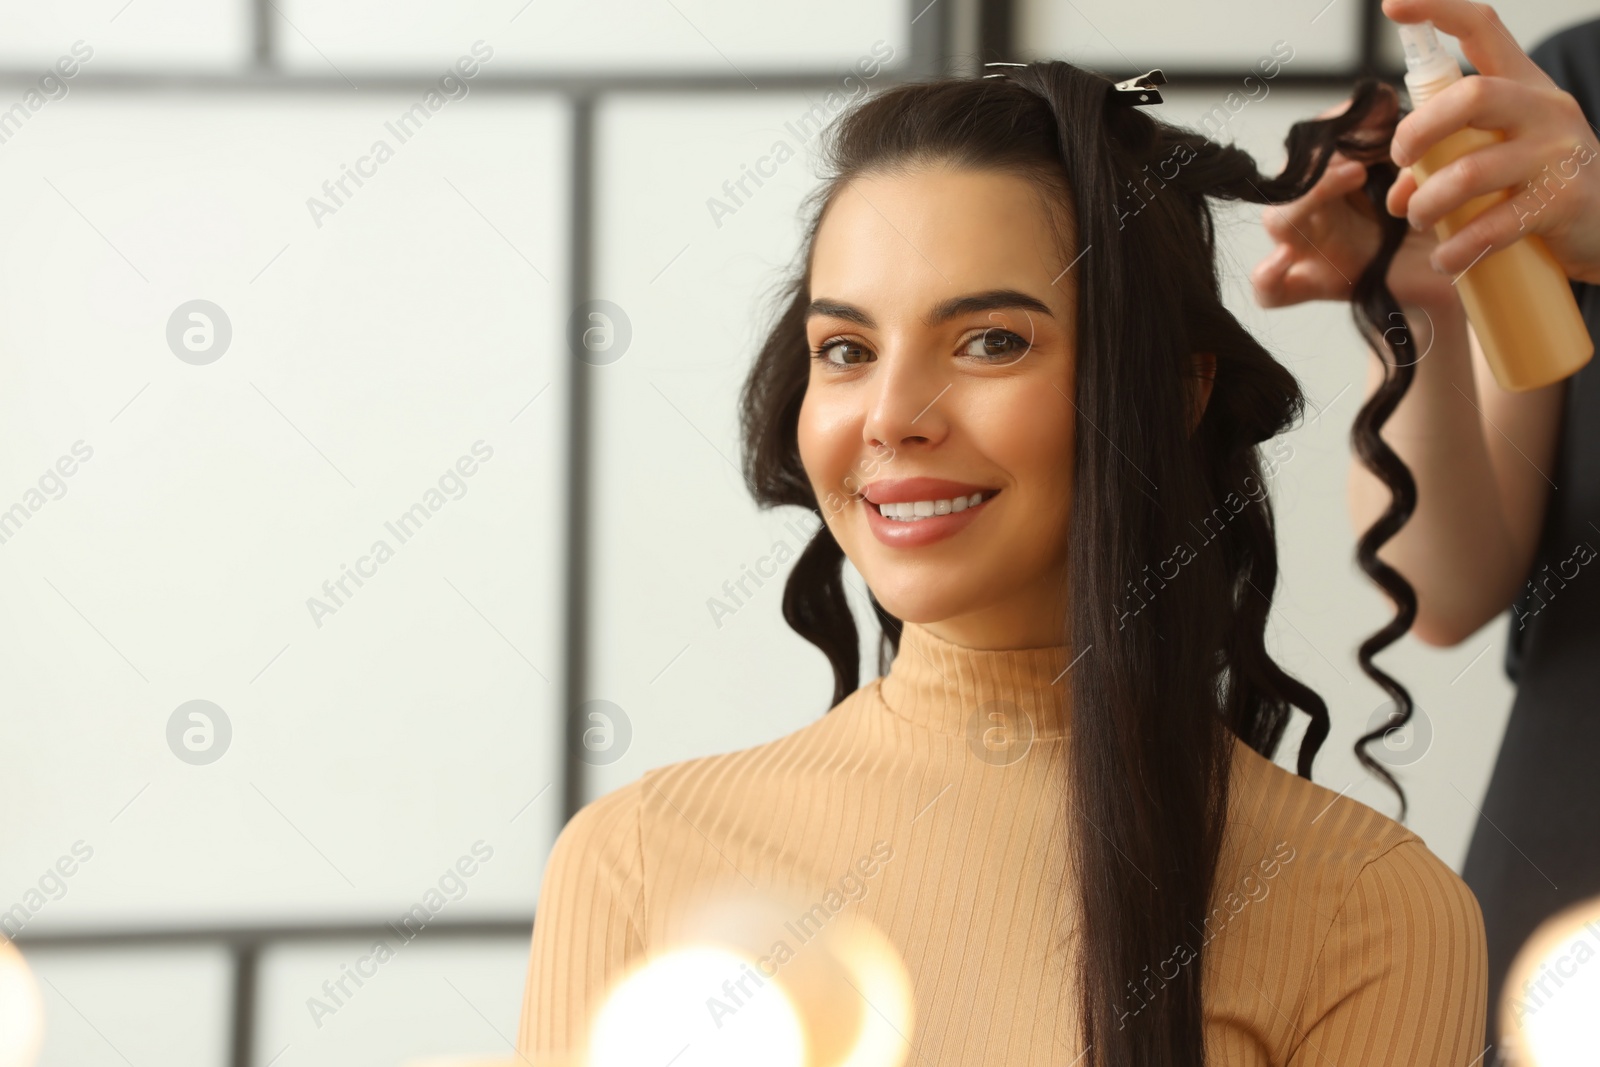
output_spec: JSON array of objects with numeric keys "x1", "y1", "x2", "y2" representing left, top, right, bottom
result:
[
  {"x1": 1252, "y1": 92, "x2": 1461, "y2": 315},
  {"x1": 1383, "y1": 0, "x2": 1600, "y2": 285}
]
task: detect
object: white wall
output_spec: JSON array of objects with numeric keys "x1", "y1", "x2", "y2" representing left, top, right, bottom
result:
[{"x1": 0, "y1": 92, "x2": 570, "y2": 1065}]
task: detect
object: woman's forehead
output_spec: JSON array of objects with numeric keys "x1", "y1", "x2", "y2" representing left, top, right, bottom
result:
[{"x1": 809, "y1": 166, "x2": 1076, "y2": 319}]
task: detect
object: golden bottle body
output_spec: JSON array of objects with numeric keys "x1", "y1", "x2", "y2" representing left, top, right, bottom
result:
[{"x1": 1409, "y1": 125, "x2": 1593, "y2": 392}]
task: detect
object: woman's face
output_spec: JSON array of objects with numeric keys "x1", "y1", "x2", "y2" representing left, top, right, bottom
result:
[{"x1": 797, "y1": 164, "x2": 1078, "y2": 650}]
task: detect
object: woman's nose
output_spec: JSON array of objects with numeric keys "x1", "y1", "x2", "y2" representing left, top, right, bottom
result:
[{"x1": 861, "y1": 346, "x2": 950, "y2": 450}]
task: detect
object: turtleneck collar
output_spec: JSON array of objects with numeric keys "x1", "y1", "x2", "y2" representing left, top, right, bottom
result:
[{"x1": 875, "y1": 619, "x2": 1075, "y2": 740}]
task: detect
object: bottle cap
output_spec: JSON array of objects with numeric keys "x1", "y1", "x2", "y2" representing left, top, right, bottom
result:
[{"x1": 1396, "y1": 20, "x2": 1462, "y2": 105}]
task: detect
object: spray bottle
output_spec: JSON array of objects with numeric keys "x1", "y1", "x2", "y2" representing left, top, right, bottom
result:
[{"x1": 1395, "y1": 19, "x2": 1592, "y2": 392}]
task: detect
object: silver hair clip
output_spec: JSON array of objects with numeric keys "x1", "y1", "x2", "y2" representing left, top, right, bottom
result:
[
  {"x1": 981, "y1": 61, "x2": 1028, "y2": 79},
  {"x1": 1109, "y1": 68, "x2": 1166, "y2": 106}
]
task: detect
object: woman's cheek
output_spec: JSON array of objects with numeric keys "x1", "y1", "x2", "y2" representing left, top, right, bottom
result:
[
  {"x1": 797, "y1": 395, "x2": 851, "y2": 513},
  {"x1": 997, "y1": 420, "x2": 1074, "y2": 545}
]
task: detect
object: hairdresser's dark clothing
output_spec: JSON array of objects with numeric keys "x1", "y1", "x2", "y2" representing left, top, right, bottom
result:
[{"x1": 1462, "y1": 15, "x2": 1600, "y2": 1050}]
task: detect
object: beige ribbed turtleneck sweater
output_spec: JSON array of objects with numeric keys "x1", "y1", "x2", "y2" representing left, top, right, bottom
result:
[{"x1": 516, "y1": 620, "x2": 1487, "y2": 1065}]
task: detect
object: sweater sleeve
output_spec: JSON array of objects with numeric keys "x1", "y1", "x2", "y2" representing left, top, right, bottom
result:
[
  {"x1": 515, "y1": 781, "x2": 648, "y2": 1065},
  {"x1": 1287, "y1": 839, "x2": 1488, "y2": 1066}
]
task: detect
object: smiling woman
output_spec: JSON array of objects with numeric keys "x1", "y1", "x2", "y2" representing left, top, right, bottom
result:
[
  {"x1": 517, "y1": 61, "x2": 1486, "y2": 1067},
  {"x1": 798, "y1": 168, "x2": 1080, "y2": 644}
]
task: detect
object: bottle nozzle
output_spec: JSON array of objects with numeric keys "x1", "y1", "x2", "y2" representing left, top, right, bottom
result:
[
  {"x1": 1397, "y1": 21, "x2": 1444, "y2": 71},
  {"x1": 1394, "y1": 19, "x2": 1462, "y2": 104}
]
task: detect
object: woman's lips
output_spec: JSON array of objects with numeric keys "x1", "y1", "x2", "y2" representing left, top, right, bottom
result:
[{"x1": 862, "y1": 489, "x2": 999, "y2": 548}]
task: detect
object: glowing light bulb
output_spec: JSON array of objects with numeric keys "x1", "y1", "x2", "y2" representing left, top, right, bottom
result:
[
  {"x1": 1498, "y1": 894, "x2": 1600, "y2": 1066},
  {"x1": 588, "y1": 945, "x2": 806, "y2": 1067},
  {"x1": 0, "y1": 939, "x2": 44, "y2": 1067},
  {"x1": 826, "y1": 921, "x2": 913, "y2": 1067},
  {"x1": 585, "y1": 887, "x2": 914, "y2": 1067}
]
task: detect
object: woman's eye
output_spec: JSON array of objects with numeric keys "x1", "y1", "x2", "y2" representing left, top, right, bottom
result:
[
  {"x1": 811, "y1": 329, "x2": 1029, "y2": 367},
  {"x1": 813, "y1": 339, "x2": 871, "y2": 366},
  {"x1": 964, "y1": 328, "x2": 1029, "y2": 361}
]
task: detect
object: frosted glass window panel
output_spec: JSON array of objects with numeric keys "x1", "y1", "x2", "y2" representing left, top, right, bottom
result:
[
  {"x1": 255, "y1": 938, "x2": 529, "y2": 1067},
  {"x1": 1018, "y1": 0, "x2": 1359, "y2": 73},
  {"x1": 586, "y1": 93, "x2": 859, "y2": 800},
  {"x1": 25, "y1": 947, "x2": 232, "y2": 1067},
  {"x1": 1155, "y1": 86, "x2": 1515, "y2": 871},
  {"x1": 274, "y1": 0, "x2": 907, "y2": 76},
  {"x1": 0, "y1": 0, "x2": 247, "y2": 71},
  {"x1": 0, "y1": 96, "x2": 567, "y2": 926},
  {"x1": 1375, "y1": 2, "x2": 1600, "y2": 75}
]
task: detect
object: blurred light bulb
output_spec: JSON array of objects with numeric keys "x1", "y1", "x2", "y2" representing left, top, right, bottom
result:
[
  {"x1": 1499, "y1": 894, "x2": 1600, "y2": 1066},
  {"x1": 0, "y1": 939, "x2": 44, "y2": 1067},
  {"x1": 588, "y1": 944, "x2": 806, "y2": 1067},
  {"x1": 827, "y1": 921, "x2": 913, "y2": 1067},
  {"x1": 586, "y1": 887, "x2": 913, "y2": 1067}
]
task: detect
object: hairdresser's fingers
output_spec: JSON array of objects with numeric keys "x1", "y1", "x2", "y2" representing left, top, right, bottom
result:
[
  {"x1": 1252, "y1": 248, "x2": 1353, "y2": 307},
  {"x1": 1253, "y1": 157, "x2": 1379, "y2": 307},
  {"x1": 1323, "y1": 154, "x2": 1375, "y2": 196},
  {"x1": 1251, "y1": 244, "x2": 1295, "y2": 306},
  {"x1": 1423, "y1": 198, "x2": 1523, "y2": 275},
  {"x1": 1425, "y1": 148, "x2": 1600, "y2": 279},
  {"x1": 1251, "y1": 243, "x2": 1317, "y2": 307},
  {"x1": 1380, "y1": 0, "x2": 1544, "y2": 83},
  {"x1": 1389, "y1": 75, "x2": 1555, "y2": 168},
  {"x1": 1402, "y1": 135, "x2": 1582, "y2": 232},
  {"x1": 1253, "y1": 198, "x2": 1370, "y2": 307},
  {"x1": 1259, "y1": 156, "x2": 1368, "y2": 244},
  {"x1": 1385, "y1": 166, "x2": 1420, "y2": 218}
]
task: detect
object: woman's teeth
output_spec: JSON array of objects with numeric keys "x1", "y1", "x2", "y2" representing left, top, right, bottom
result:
[{"x1": 877, "y1": 492, "x2": 989, "y2": 522}]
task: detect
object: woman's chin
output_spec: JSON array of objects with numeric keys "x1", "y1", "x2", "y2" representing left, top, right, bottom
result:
[{"x1": 853, "y1": 583, "x2": 978, "y2": 629}]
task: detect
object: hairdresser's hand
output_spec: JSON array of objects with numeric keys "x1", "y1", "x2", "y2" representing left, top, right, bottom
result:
[
  {"x1": 1252, "y1": 90, "x2": 1462, "y2": 316},
  {"x1": 1383, "y1": 0, "x2": 1600, "y2": 285}
]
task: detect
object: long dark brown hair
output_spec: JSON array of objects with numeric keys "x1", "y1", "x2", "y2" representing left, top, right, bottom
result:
[{"x1": 738, "y1": 59, "x2": 1419, "y2": 1066}]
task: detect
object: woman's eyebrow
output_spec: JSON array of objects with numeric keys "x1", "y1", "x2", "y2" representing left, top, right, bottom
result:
[
  {"x1": 925, "y1": 289, "x2": 1054, "y2": 326},
  {"x1": 805, "y1": 289, "x2": 1054, "y2": 330},
  {"x1": 806, "y1": 299, "x2": 876, "y2": 328}
]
